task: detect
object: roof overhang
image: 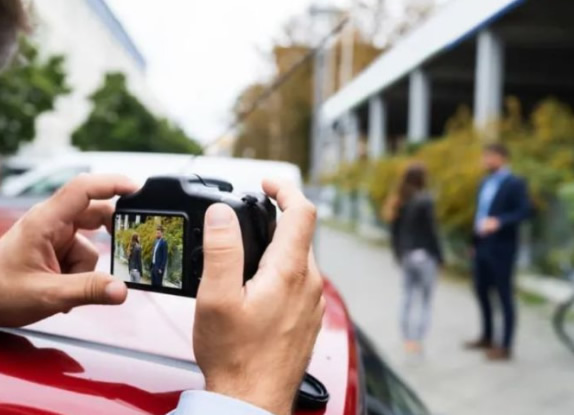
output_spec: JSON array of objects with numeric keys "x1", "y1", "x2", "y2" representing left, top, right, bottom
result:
[{"x1": 320, "y1": 0, "x2": 525, "y2": 124}]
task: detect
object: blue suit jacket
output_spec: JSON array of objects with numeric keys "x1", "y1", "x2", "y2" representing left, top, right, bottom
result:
[
  {"x1": 474, "y1": 174, "x2": 531, "y2": 258},
  {"x1": 152, "y1": 238, "x2": 168, "y2": 272}
]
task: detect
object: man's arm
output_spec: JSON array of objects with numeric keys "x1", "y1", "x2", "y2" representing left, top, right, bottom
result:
[{"x1": 497, "y1": 178, "x2": 531, "y2": 228}]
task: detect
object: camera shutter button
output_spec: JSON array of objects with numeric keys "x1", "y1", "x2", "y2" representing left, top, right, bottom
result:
[{"x1": 242, "y1": 195, "x2": 258, "y2": 205}]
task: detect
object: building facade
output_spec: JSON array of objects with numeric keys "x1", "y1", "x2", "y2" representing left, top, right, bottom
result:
[{"x1": 316, "y1": 0, "x2": 574, "y2": 175}]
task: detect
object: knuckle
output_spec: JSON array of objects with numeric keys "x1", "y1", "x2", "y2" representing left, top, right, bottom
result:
[
  {"x1": 40, "y1": 283, "x2": 66, "y2": 311},
  {"x1": 204, "y1": 243, "x2": 239, "y2": 256},
  {"x1": 310, "y1": 275, "x2": 324, "y2": 298},
  {"x1": 197, "y1": 296, "x2": 231, "y2": 317},
  {"x1": 86, "y1": 244, "x2": 99, "y2": 265},
  {"x1": 61, "y1": 173, "x2": 91, "y2": 196},
  {"x1": 319, "y1": 295, "x2": 327, "y2": 315},
  {"x1": 83, "y1": 275, "x2": 102, "y2": 304},
  {"x1": 279, "y1": 260, "x2": 308, "y2": 283},
  {"x1": 301, "y1": 201, "x2": 317, "y2": 222},
  {"x1": 18, "y1": 205, "x2": 51, "y2": 239},
  {"x1": 291, "y1": 202, "x2": 317, "y2": 227}
]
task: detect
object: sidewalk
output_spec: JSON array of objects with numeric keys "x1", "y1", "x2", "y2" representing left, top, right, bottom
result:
[{"x1": 316, "y1": 225, "x2": 574, "y2": 415}]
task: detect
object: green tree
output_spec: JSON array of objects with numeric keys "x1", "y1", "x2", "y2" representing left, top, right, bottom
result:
[
  {"x1": 72, "y1": 72, "x2": 202, "y2": 155},
  {"x1": 117, "y1": 216, "x2": 184, "y2": 286},
  {"x1": 233, "y1": 37, "x2": 381, "y2": 176},
  {"x1": 0, "y1": 39, "x2": 69, "y2": 156}
]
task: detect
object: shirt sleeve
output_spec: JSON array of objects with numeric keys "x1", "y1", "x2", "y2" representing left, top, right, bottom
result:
[{"x1": 167, "y1": 391, "x2": 275, "y2": 415}]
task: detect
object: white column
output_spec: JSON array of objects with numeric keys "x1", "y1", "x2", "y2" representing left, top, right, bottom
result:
[
  {"x1": 331, "y1": 121, "x2": 342, "y2": 167},
  {"x1": 368, "y1": 95, "x2": 386, "y2": 159},
  {"x1": 345, "y1": 111, "x2": 359, "y2": 163},
  {"x1": 474, "y1": 30, "x2": 504, "y2": 129},
  {"x1": 408, "y1": 68, "x2": 431, "y2": 143}
]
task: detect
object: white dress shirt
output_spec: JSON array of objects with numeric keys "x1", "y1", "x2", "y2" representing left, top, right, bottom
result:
[
  {"x1": 153, "y1": 239, "x2": 160, "y2": 264},
  {"x1": 168, "y1": 391, "x2": 274, "y2": 415}
]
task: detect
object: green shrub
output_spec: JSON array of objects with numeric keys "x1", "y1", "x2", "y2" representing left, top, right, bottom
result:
[
  {"x1": 117, "y1": 216, "x2": 184, "y2": 285},
  {"x1": 323, "y1": 98, "x2": 574, "y2": 272}
]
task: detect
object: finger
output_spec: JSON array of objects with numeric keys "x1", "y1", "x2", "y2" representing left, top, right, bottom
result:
[
  {"x1": 53, "y1": 271, "x2": 127, "y2": 309},
  {"x1": 61, "y1": 233, "x2": 99, "y2": 274},
  {"x1": 74, "y1": 201, "x2": 115, "y2": 232},
  {"x1": 262, "y1": 179, "x2": 309, "y2": 212},
  {"x1": 199, "y1": 204, "x2": 244, "y2": 304},
  {"x1": 261, "y1": 179, "x2": 317, "y2": 277},
  {"x1": 41, "y1": 174, "x2": 138, "y2": 225}
]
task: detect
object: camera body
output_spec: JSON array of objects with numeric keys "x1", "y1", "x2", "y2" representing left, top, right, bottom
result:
[{"x1": 112, "y1": 176, "x2": 276, "y2": 298}]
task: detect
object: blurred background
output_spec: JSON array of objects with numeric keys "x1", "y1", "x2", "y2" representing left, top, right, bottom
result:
[{"x1": 1, "y1": 0, "x2": 573, "y2": 414}]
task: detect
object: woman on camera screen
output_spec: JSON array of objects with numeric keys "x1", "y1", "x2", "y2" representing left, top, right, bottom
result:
[{"x1": 128, "y1": 233, "x2": 143, "y2": 283}]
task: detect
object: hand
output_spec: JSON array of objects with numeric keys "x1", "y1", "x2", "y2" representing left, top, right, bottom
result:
[
  {"x1": 194, "y1": 179, "x2": 324, "y2": 415},
  {"x1": 479, "y1": 217, "x2": 501, "y2": 236},
  {"x1": 0, "y1": 174, "x2": 138, "y2": 328}
]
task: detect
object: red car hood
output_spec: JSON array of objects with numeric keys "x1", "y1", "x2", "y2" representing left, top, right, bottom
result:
[{"x1": 0, "y1": 280, "x2": 359, "y2": 415}]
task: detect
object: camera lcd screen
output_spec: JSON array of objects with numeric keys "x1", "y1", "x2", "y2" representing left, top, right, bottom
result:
[{"x1": 112, "y1": 213, "x2": 185, "y2": 290}]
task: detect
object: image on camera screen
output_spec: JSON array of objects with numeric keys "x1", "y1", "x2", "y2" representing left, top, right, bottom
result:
[{"x1": 112, "y1": 213, "x2": 184, "y2": 289}]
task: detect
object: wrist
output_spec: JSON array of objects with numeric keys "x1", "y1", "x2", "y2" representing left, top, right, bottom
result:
[{"x1": 205, "y1": 377, "x2": 296, "y2": 415}]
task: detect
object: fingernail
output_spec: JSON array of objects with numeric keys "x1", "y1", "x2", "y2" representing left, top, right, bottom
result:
[
  {"x1": 206, "y1": 204, "x2": 233, "y2": 227},
  {"x1": 105, "y1": 281, "x2": 125, "y2": 302}
]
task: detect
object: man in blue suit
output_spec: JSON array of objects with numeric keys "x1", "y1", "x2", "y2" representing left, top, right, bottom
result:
[
  {"x1": 151, "y1": 225, "x2": 168, "y2": 287},
  {"x1": 466, "y1": 143, "x2": 531, "y2": 361}
]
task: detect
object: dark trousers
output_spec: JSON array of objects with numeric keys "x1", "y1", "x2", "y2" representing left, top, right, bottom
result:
[
  {"x1": 473, "y1": 251, "x2": 516, "y2": 349},
  {"x1": 151, "y1": 267, "x2": 163, "y2": 287}
]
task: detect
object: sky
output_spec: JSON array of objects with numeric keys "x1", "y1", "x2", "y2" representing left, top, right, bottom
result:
[{"x1": 105, "y1": 0, "x2": 419, "y2": 145}]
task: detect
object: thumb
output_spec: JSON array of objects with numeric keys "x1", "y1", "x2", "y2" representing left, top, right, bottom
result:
[
  {"x1": 199, "y1": 204, "x2": 244, "y2": 303},
  {"x1": 56, "y1": 272, "x2": 127, "y2": 309}
]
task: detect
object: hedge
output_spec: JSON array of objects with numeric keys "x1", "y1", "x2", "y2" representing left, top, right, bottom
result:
[{"x1": 324, "y1": 98, "x2": 574, "y2": 272}]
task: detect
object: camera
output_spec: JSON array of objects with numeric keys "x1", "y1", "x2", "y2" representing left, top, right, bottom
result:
[{"x1": 111, "y1": 175, "x2": 277, "y2": 298}]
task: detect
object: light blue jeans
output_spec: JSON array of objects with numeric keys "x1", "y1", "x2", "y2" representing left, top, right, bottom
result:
[{"x1": 400, "y1": 250, "x2": 438, "y2": 342}]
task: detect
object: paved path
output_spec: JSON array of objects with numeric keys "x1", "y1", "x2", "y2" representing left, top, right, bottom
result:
[
  {"x1": 113, "y1": 256, "x2": 132, "y2": 282},
  {"x1": 112, "y1": 256, "x2": 180, "y2": 288},
  {"x1": 316, "y1": 225, "x2": 574, "y2": 415}
]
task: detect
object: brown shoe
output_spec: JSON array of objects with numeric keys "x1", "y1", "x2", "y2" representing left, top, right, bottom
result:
[
  {"x1": 463, "y1": 339, "x2": 492, "y2": 350},
  {"x1": 486, "y1": 347, "x2": 512, "y2": 361}
]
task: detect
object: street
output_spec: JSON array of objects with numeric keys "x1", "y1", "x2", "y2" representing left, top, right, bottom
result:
[
  {"x1": 113, "y1": 256, "x2": 181, "y2": 289},
  {"x1": 113, "y1": 256, "x2": 131, "y2": 282},
  {"x1": 317, "y1": 225, "x2": 574, "y2": 415}
]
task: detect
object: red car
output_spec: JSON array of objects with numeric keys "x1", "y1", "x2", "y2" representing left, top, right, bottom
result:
[
  {"x1": 0, "y1": 281, "x2": 430, "y2": 415},
  {"x1": 0, "y1": 155, "x2": 430, "y2": 415}
]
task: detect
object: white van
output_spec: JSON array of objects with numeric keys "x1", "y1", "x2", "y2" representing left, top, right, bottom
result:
[{"x1": 0, "y1": 152, "x2": 303, "y2": 197}]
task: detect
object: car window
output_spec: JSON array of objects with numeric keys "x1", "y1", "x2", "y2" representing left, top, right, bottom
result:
[
  {"x1": 20, "y1": 167, "x2": 89, "y2": 197},
  {"x1": 356, "y1": 327, "x2": 431, "y2": 415}
]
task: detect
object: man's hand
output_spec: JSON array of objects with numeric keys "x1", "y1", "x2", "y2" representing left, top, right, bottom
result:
[
  {"x1": 478, "y1": 217, "x2": 501, "y2": 236},
  {"x1": 194, "y1": 179, "x2": 324, "y2": 415},
  {"x1": 0, "y1": 174, "x2": 138, "y2": 328}
]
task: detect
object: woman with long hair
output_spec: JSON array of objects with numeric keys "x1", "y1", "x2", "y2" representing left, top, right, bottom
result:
[
  {"x1": 128, "y1": 233, "x2": 143, "y2": 283},
  {"x1": 385, "y1": 162, "x2": 443, "y2": 354}
]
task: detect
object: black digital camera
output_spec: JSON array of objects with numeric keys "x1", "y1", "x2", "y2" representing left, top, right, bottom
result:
[{"x1": 111, "y1": 176, "x2": 276, "y2": 298}]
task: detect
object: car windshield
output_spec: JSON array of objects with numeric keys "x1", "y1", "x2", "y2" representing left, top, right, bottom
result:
[{"x1": 20, "y1": 166, "x2": 90, "y2": 197}]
